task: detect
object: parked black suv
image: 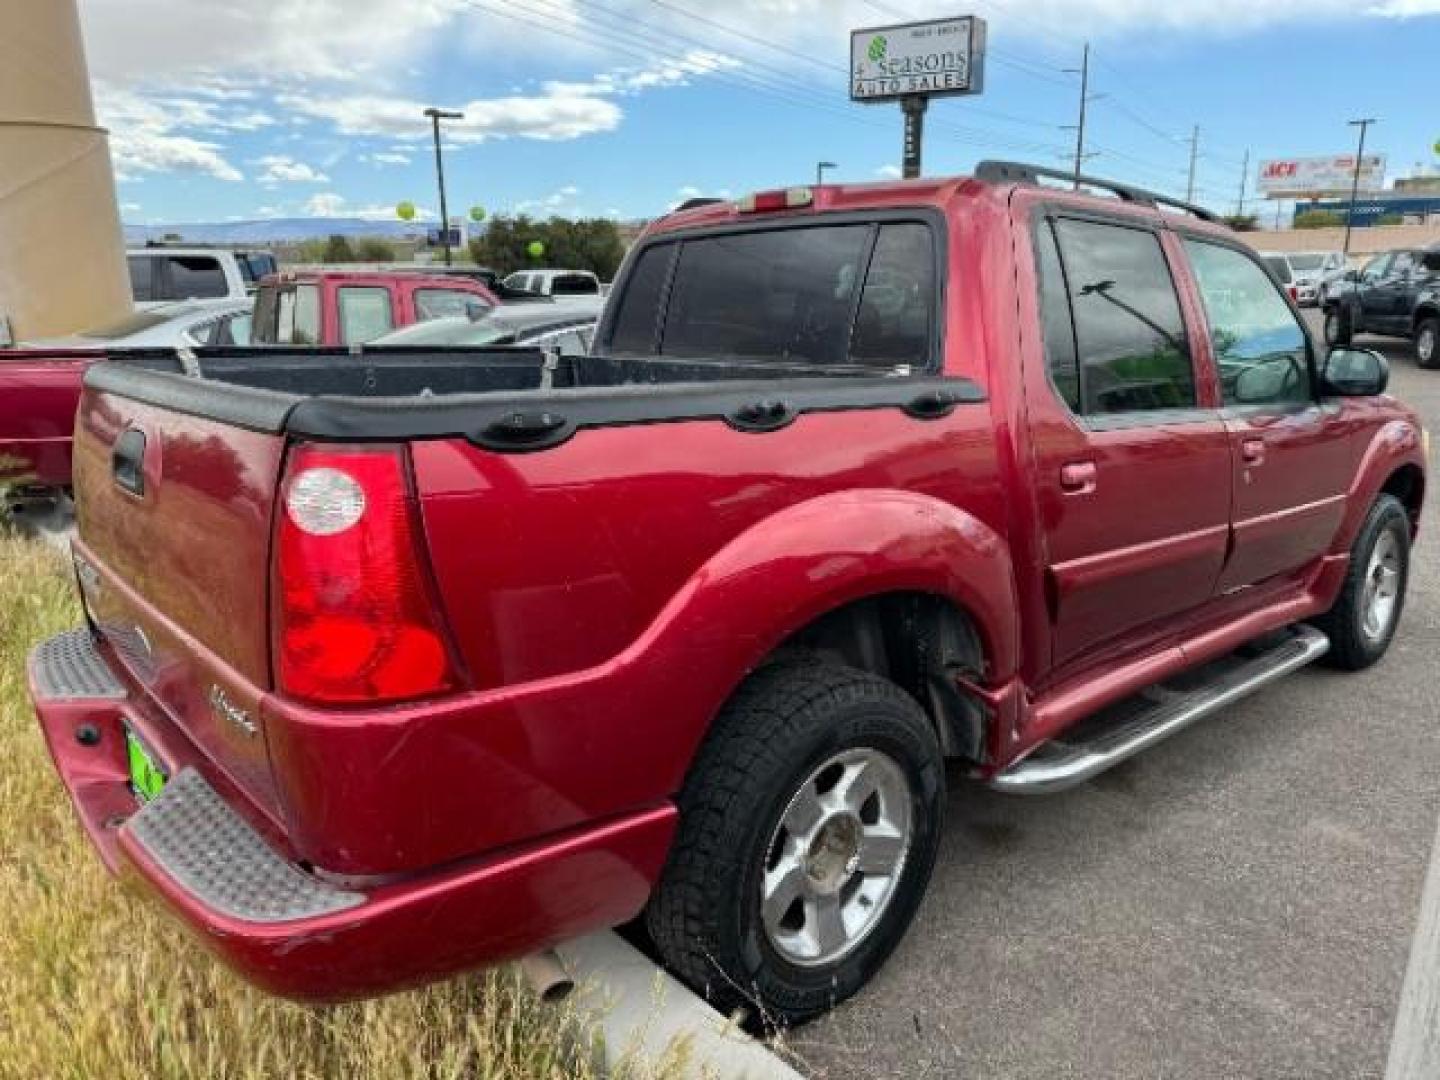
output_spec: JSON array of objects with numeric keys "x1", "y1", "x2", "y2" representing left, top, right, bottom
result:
[{"x1": 1324, "y1": 245, "x2": 1440, "y2": 369}]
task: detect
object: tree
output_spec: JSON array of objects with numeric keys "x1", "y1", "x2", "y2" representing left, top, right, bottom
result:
[
  {"x1": 468, "y1": 215, "x2": 626, "y2": 278},
  {"x1": 1221, "y1": 214, "x2": 1258, "y2": 232},
  {"x1": 355, "y1": 237, "x2": 396, "y2": 262},
  {"x1": 322, "y1": 234, "x2": 357, "y2": 262},
  {"x1": 1293, "y1": 210, "x2": 1345, "y2": 230}
]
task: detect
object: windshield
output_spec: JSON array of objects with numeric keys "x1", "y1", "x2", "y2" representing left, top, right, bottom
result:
[
  {"x1": 77, "y1": 307, "x2": 199, "y2": 340},
  {"x1": 1288, "y1": 255, "x2": 1325, "y2": 272},
  {"x1": 372, "y1": 317, "x2": 516, "y2": 346}
]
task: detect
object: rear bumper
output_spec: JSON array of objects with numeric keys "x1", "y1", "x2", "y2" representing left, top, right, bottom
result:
[{"x1": 29, "y1": 628, "x2": 677, "y2": 1002}]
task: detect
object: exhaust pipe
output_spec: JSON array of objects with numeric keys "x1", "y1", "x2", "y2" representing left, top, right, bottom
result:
[{"x1": 519, "y1": 948, "x2": 575, "y2": 1003}]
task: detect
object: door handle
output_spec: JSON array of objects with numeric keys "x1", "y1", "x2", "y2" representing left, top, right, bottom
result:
[
  {"x1": 112, "y1": 428, "x2": 147, "y2": 496},
  {"x1": 1059, "y1": 461, "x2": 1097, "y2": 495},
  {"x1": 1241, "y1": 437, "x2": 1266, "y2": 466}
]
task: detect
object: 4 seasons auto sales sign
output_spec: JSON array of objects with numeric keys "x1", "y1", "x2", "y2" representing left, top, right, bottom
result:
[
  {"x1": 851, "y1": 16, "x2": 987, "y2": 102},
  {"x1": 1258, "y1": 155, "x2": 1387, "y2": 198}
]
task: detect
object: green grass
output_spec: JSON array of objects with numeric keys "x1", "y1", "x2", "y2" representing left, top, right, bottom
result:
[{"x1": 0, "y1": 526, "x2": 684, "y2": 1080}]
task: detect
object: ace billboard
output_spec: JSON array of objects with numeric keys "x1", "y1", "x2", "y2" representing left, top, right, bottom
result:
[
  {"x1": 1258, "y1": 155, "x2": 1387, "y2": 198},
  {"x1": 851, "y1": 16, "x2": 987, "y2": 102}
]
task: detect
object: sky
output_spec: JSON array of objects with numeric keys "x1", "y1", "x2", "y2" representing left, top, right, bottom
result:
[{"x1": 78, "y1": 0, "x2": 1440, "y2": 227}]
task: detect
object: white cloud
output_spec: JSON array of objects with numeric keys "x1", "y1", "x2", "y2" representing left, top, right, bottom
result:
[
  {"x1": 514, "y1": 185, "x2": 585, "y2": 215},
  {"x1": 97, "y1": 85, "x2": 248, "y2": 182},
  {"x1": 120, "y1": 202, "x2": 142, "y2": 213},
  {"x1": 304, "y1": 192, "x2": 435, "y2": 221},
  {"x1": 1366, "y1": 0, "x2": 1440, "y2": 12},
  {"x1": 875, "y1": 164, "x2": 903, "y2": 180},
  {"x1": 256, "y1": 155, "x2": 330, "y2": 185},
  {"x1": 280, "y1": 90, "x2": 622, "y2": 144},
  {"x1": 367, "y1": 152, "x2": 413, "y2": 166}
]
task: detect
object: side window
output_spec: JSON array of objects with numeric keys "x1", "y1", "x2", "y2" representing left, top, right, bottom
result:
[
  {"x1": 1035, "y1": 221, "x2": 1081, "y2": 411},
  {"x1": 1184, "y1": 240, "x2": 1310, "y2": 409},
  {"x1": 414, "y1": 288, "x2": 484, "y2": 321},
  {"x1": 1361, "y1": 254, "x2": 1392, "y2": 283},
  {"x1": 166, "y1": 256, "x2": 227, "y2": 299},
  {"x1": 551, "y1": 274, "x2": 599, "y2": 296},
  {"x1": 128, "y1": 256, "x2": 155, "y2": 302},
  {"x1": 1053, "y1": 218, "x2": 1195, "y2": 415},
  {"x1": 337, "y1": 286, "x2": 393, "y2": 344},
  {"x1": 608, "y1": 244, "x2": 674, "y2": 355},
  {"x1": 293, "y1": 284, "x2": 320, "y2": 344},
  {"x1": 850, "y1": 223, "x2": 935, "y2": 369},
  {"x1": 1391, "y1": 252, "x2": 1417, "y2": 280}
]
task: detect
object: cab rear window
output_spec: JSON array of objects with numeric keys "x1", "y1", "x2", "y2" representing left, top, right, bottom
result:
[{"x1": 607, "y1": 221, "x2": 939, "y2": 371}]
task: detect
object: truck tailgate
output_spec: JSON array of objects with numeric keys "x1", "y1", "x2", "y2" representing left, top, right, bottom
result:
[
  {"x1": 72, "y1": 384, "x2": 287, "y2": 813},
  {"x1": 0, "y1": 349, "x2": 91, "y2": 486}
]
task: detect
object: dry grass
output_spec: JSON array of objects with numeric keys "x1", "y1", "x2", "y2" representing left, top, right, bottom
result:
[{"x1": 0, "y1": 526, "x2": 683, "y2": 1080}]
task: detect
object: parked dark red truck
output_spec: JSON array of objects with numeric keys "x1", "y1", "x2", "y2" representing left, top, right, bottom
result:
[{"x1": 29, "y1": 164, "x2": 1428, "y2": 1023}]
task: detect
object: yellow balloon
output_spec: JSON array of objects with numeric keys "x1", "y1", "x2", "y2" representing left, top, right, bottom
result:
[{"x1": 396, "y1": 201, "x2": 417, "y2": 222}]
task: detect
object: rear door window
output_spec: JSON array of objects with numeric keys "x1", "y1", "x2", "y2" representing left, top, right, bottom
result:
[
  {"x1": 659, "y1": 225, "x2": 872, "y2": 366},
  {"x1": 608, "y1": 244, "x2": 675, "y2": 354},
  {"x1": 337, "y1": 286, "x2": 393, "y2": 344},
  {"x1": 1051, "y1": 218, "x2": 1195, "y2": 415},
  {"x1": 165, "y1": 256, "x2": 227, "y2": 299},
  {"x1": 551, "y1": 274, "x2": 599, "y2": 296},
  {"x1": 414, "y1": 288, "x2": 485, "y2": 321}
]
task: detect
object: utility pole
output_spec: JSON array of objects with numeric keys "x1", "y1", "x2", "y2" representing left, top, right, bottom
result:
[
  {"x1": 1236, "y1": 148, "x2": 1250, "y2": 219},
  {"x1": 1185, "y1": 125, "x2": 1200, "y2": 204},
  {"x1": 424, "y1": 107, "x2": 463, "y2": 266},
  {"x1": 1065, "y1": 43, "x2": 1091, "y2": 189},
  {"x1": 1344, "y1": 117, "x2": 1378, "y2": 259},
  {"x1": 816, "y1": 160, "x2": 838, "y2": 187}
]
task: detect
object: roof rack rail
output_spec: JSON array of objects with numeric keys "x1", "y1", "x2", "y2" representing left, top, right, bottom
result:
[
  {"x1": 974, "y1": 160, "x2": 1220, "y2": 224},
  {"x1": 673, "y1": 197, "x2": 728, "y2": 212}
]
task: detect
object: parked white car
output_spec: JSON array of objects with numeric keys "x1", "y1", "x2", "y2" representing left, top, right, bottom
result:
[
  {"x1": 500, "y1": 268, "x2": 603, "y2": 299},
  {"x1": 1259, "y1": 251, "x2": 1344, "y2": 308},
  {"x1": 126, "y1": 248, "x2": 276, "y2": 310},
  {"x1": 23, "y1": 298, "x2": 255, "y2": 349}
]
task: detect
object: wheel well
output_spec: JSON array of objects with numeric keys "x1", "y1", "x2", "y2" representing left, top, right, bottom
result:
[
  {"x1": 1383, "y1": 464, "x2": 1425, "y2": 531},
  {"x1": 1415, "y1": 306, "x2": 1440, "y2": 332},
  {"x1": 766, "y1": 592, "x2": 990, "y2": 762}
]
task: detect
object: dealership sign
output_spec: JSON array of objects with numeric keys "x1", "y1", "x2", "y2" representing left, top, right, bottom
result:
[
  {"x1": 1257, "y1": 155, "x2": 1387, "y2": 198},
  {"x1": 851, "y1": 16, "x2": 987, "y2": 102}
]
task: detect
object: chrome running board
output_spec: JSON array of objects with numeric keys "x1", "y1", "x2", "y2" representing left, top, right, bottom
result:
[{"x1": 990, "y1": 625, "x2": 1330, "y2": 795}]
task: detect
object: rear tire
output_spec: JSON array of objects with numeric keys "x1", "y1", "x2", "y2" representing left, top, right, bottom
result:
[
  {"x1": 1314, "y1": 494, "x2": 1410, "y2": 670},
  {"x1": 1324, "y1": 307, "x2": 1353, "y2": 348},
  {"x1": 645, "y1": 660, "x2": 944, "y2": 1028},
  {"x1": 1415, "y1": 317, "x2": 1440, "y2": 370}
]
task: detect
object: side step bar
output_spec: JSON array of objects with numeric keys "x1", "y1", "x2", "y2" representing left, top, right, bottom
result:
[{"x1": 990, "y1": 625, "x2": 1330, "y2": 795}]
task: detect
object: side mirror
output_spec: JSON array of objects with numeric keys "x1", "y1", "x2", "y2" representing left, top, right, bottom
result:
[{"x1": 1322, "y1": 348, "x2": 1389, "y2": 397}]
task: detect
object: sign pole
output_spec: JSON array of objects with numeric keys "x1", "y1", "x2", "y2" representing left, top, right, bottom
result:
[
  {"x1": 901, "y1": 96, "x2": 928, "y2": 180},
  {"x1": 1344, "y1": 118, "x2": 1377, "y2": 259}
]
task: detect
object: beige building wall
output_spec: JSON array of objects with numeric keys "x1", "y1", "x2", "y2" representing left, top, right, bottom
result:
[
  {"x1": 1239, "y1": 223, "x2": 1440, "y2": 264},
  {"x1": 0, "y1": 0, "x2": 131, "y2": 341}
]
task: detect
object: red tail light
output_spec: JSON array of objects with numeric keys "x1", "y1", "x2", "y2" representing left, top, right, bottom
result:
[{"x1": 274, "y1": 444, "x2": 458, "y2": 705}]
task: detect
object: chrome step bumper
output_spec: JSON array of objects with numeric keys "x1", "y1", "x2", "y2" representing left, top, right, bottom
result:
[{"x1": 990, "y1": 625, "x2": 1330, "y2": 795}]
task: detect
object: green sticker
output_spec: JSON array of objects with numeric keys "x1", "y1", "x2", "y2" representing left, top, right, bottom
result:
[
  {"x1": 126, "y1": 730, "x2": 166, "y2": 803},
  {"x1": 868, "y1": 35, "x2": 887, "y2": 63}
]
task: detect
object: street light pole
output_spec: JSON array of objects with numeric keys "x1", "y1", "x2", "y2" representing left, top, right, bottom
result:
[
  {"x1": 1344, "y1": 117, "x2": 1377, "y2": 260},
  {"x1": 816, "y1": 160, "x2": 838, "y2": 187},
  {"x1": 1066, "y1": 42, "x2": 1091, "y2": 190},
  {"x1": 424, "y1": 107, "x2": 463, "y2": 266}
]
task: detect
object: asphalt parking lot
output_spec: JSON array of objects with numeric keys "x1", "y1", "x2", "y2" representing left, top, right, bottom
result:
[{"x1": 795, "y1": 314, "x2": 1440, "y2": 1080}]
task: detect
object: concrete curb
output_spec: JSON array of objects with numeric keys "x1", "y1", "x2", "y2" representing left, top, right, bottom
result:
[
  {"x1": 553, "y1": 932, "x2": 806, "y2": 1079},
  {"x1": 1386, "y1": 810, "x2": 1440, "y2": 1079}
]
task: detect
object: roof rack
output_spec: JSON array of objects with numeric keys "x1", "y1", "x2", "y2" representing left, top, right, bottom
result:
[{"x1": 974, "y1": 160, "x2": 1220, "y2": 224}]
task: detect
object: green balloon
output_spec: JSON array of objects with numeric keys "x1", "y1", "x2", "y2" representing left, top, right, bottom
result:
[
  {"x1": 469, "y1": 205, "x2": 487, "y2": 223},
  {"x1": 1433, "y1": 139, "x2": 1440, "y2": 157},
  {"x1": 527, "y1": 240, "x2": 545, "y2": 259},
  {"x1": 396, "y1": 201, "x2": 417, "y2": 222}
]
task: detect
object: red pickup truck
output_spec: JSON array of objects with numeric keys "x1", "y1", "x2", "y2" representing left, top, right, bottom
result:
[
  {"x1": 29, "y1": 163, "x2": 1428, "y2": 1023},
  {"x1": 250, "y1": 269, "x2": 497, "y2": 346}
]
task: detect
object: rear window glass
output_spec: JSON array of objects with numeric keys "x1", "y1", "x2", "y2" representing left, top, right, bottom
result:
[
  {"x1": 850, "y1": 223, "x2": 935, "y2": 369},
  {"x1": 608, "y1": 244, "x2": 674, "y2": 354},
  {"x1": 166, "y1": 256, "x2": 227, "y2": 299},
  {"x1": 551, "y1": 274, "x2": 599, "y2": 296},
  {"x1": 1263, "y1": 256, "x2": 1293, "y2": 284},
  {"x1": 414, "y1": 288, "x2": 486, "y2": 321},
  {"x1": 660, "y1": 226, "x2": 871, "y2": 366}
]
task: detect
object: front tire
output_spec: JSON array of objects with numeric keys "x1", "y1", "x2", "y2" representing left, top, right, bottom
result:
[
  {"x1": 645, "y1": 660, "x2": 944, "y2": 1028},
  {"x1": 1324, "y1": 306, "x2": 1353, "y2": 348},
  {"x1": 1314, "y1": 494, "x2": 1411, "y2": 670},
  {"x1": 1415, "y1": 317, "x2": 1440, "y2": 370}
]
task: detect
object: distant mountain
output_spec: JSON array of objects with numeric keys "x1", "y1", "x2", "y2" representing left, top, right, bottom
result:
[{"x1": 123, "y1": 217, "x2": 431, "y2": 245}]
